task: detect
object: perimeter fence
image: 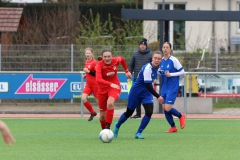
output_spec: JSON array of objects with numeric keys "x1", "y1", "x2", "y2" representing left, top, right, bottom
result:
[{"x1": 1, "y1": 44, "x2": 240, "y2": 109}]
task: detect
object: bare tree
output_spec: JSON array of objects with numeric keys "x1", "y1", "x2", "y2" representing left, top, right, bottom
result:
[
  {"x1": 68, "y1": 0, "x2": 79, "y2": 43},
  {"x1": 12, "y1": 5, "x2": 79, "y2": 44}
]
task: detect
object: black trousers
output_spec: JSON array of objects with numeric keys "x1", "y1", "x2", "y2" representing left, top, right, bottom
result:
[
  {"x1": 135, "y1": 102, "x2": 141, "y2": 116},
  {"x1": 133, "y1": 78, "x2": 141, "y2": 116}
]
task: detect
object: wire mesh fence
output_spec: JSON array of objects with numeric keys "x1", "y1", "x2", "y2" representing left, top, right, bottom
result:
[{"x1": 1, "y1": 44, "x2": 240, "y2": 106}]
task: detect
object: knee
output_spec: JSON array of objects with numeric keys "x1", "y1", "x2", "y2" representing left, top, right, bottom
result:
[
  {"x1": 124, "y1": 108, "x2": 134, "y2": 118},
  {"x1": 164, "y1": 106, "x2": 171, "y2": 112},
  {"x1": 124, "y1": 111, "x2": 133, "y2": 118},
  {"x1": 99, "y1": 114, "x2": 105, "y2": 121},
  {"x1": 81, "y1": 97, "x2": 87, "y2": 103},
  {"x1": 107, "y1": 102, "x2": 114, "y2": 109},
  {"x1": 143, "y1": 104, "x2": 153, "y2": 117},
  {"x1": 145, "y1": 110, "x2": 153, "y2": 117}
]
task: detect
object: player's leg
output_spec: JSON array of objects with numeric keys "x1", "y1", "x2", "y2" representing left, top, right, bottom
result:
[
  {"x1": 132, "y1": 103, "x2": 141, "y2": 118},
  {"x1": 164, "y1": 104, "x2": 178, "y2": 133},
  {"x1": 135, "y1": 103, "x2": 153, "y2": 139},
  {"x1": 161, "y1": 94, "x2": 177, "y2": 132},
  {"x1": 105, "y1": 88, "x2": 121, "y2": 129},
  {"x1": 117, "y1": 89, "x2": 140, "y2": 127},
  {"x1": 165, "y1": 92, "x2": 186, "y2": 129},
  {"x1": 92, "y1": 85, "x2": 99, "y2": 106},
  {"x1": 87, "y1": 86, "x2": 99, "y2": 121},
  {"x1": 82, "y1": 86, "x2": 97, "y2": 121},
  {"x1": 98, "y1": 93, "x2": 108, "y2": 130},
  {"x1": 114, "y1": 92, "x2": 139, "y2": 138},
  {"x1": 114, "y1": 107, "x2": 134, "y2": 138},
  {"x1": 167, "y1": 106, "x2": 185, "y2": 129},
  {"x1": 130, "y1": 102, "x2": 141, "y2": 119},
  {"x1": 105, "y1": 96, "x2": 115, "y2": 129}
]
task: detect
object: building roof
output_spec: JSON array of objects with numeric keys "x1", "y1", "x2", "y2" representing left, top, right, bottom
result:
[{"x1": 0, "y1": 7, "x2": 24, "y2": 32}]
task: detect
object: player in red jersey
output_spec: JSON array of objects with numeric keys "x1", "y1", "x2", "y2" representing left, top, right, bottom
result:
[
  {"x1": 81, "y1": 48, "x2": 98, "y2": 121},
  {"x1": 96, "y1": 49, "x2": 132, "y2": 129}
]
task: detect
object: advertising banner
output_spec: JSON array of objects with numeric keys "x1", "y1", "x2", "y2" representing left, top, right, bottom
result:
[{"x1": 0, "y1": 73, "x2": 129, "y2": 99}]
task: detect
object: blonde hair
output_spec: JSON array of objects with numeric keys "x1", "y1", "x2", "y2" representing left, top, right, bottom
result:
[
  {"x1": 153, "y1": 50, "x2": 163, "y2": 57},
  {"x1": 84, "y1": 47, "x2": 94, "y2": 58}
]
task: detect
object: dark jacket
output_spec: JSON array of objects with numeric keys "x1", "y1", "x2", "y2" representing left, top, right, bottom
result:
[{"x1": 128, "y1": 47, "x2": 153, "y2": 80}]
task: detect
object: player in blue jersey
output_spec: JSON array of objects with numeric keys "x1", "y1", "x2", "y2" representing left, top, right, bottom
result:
[
  {"x1": 113, "y1": 51, "x2": 163, "y2": 139},
  {"x1": 158, "y1": 42, "x2": 186, "y2": 133}
]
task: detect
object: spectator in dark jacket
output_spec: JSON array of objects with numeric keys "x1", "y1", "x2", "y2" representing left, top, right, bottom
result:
[{"x1": 128, "y1": 38, "x2": 153, "y2": 119}]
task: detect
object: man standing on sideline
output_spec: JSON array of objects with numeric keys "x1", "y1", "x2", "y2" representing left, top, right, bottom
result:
[{"x1": 129, "y1": 38, "x2": 153, "y2": 119}]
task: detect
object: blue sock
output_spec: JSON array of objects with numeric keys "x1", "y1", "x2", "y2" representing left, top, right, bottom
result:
[
  {"x1": 168, "y1": 108, "x2": 181, "y2": 118},
  {"x1": 164, "y1": 111, "x2": 175, "y2": 127},
  {"x1": 116, "y1": 113, "x2": 128, "y2": 128},
  {"x1": 136, "y1": 115, "x2": 151, "y2": 134}
]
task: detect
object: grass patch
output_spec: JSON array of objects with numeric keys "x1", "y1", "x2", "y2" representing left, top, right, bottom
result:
[
  {"x1": 213, "y1": 98, "x2": 240, "y2": 108},
  {"x1": 0, "y1": 118, "x2": 239, "y2": 160}
]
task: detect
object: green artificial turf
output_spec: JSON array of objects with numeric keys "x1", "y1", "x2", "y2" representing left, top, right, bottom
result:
[{"x1": 0, "y1": 118, "x2": 239, "y2": 160}]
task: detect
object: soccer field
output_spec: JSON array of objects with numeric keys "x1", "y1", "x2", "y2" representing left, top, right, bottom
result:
[{"x1": 0, "y1": 118, "x2": 239, "y2": 160}]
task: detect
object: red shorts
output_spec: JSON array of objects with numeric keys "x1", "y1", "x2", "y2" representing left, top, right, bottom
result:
[
  {"x1": 98, "y1": 88, "x2": 121, "y2": 112},
  {"x1": 83, "y1": 84, "x2": 98, "y2": 98}
]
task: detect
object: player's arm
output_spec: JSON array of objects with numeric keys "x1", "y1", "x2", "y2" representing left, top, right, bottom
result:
[
  {"x1": 95, "y1": 63, "x2": 111, "y2": 86},
  {"x1": 144, "y1": 83, "x2": 160, "y2": 98},
  {"x1": 168, "y1": 58, "x2": 185, "y2": 77},
  {"x1": 143, "y1": 66, "x2": 160, "y2": 98},
  {"x1": 118, "y1": 56, "x2": 132, "y2": 79},
  {"x1": 83, "y1": 68, "x2": 96, "y2": 76},
  {"x1": 169, "y1": 69, "x2": 185, "y2": 77},
  {"x1": 82, "y1": 74, "x2": 86, "y2": 79},
  {"x1": 88, "y1": 71, "x2": 95, "y2": 76},
  {"x1": 83, "y1": 61, "x2": 97, "y2": 76}
]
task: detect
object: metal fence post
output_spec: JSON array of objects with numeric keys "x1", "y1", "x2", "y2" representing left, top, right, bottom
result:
[
  {"x1": 216, "y1": 45, "x2": 219, "y2": 103},
  {"x1": 0, "y1": 43, "x2": 1, "y2": 71},
  {"x1": 71, "y1": 44, "x2": 74, "y2": 104},
  {"x1": 0, "y1": 44, "x2": 1, "y2": 104},
  {"x1": 71, "y1": 44, "x2": 74, "y2": 72},
  {"x1": 184, "y1": 73, "x2": 187, "y2": 115},
  {"x1": 80, "y1": 71, "x2": 84, "y2": 118}
]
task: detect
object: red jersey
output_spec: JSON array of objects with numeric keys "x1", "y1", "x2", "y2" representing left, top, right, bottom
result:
[
  {"x1": 96, "y1": 56, "x2": 129, "y2": 93},
  {"x1": 84, "y1": 58, "x2": 97, "y2": 86}
]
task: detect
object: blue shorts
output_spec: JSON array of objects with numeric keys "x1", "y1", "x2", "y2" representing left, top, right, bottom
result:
[
  {"x1": 161, "y1": 92, "x2": 178, "y2": 105},
  {"x1": 127, "y1": 87, "x2": 153, "y2": 110}
]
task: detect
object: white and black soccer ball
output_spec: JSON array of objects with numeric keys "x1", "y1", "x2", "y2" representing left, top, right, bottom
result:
[{"x1": 99, "y1": 129, "x2": 114, "y2": 143}]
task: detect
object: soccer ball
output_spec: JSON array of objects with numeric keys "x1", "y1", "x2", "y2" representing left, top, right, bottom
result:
[{"x1": 99, "y1": 129, "x2": 114, "y2": 143}]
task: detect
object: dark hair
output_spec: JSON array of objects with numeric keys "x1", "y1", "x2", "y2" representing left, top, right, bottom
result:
[
  {"x1": 101, "y1": 48, "x2": 113, "y2": 55},
  {"x1": 97, "y1": 56, "x2": 102, "y2": 61},
  {"x1": 163, "y1": 42, "x2": 172, "y2": 49}
]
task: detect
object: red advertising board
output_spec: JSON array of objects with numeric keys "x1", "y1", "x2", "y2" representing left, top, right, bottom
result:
[{"x1": 198, "y1": 93, "x2": 240, "y2": 98}]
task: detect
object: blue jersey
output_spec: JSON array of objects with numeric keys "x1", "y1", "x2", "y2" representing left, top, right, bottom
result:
[
  {"x1": 128, "y1": 62, "x2": 158, "y2": 107},
  {"x1": 159, "y1": 56, "x2": 183, "y2": 94},
  {"x1": 133, "y1": 62, "x2": 158, "y2": 91}
]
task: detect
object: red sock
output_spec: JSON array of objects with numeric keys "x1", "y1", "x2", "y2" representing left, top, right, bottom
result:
[
  {"x1": 84, "y1": 101, "x2": 95, "y2": 114},
  {"x1": 106, "y1": 109, "x2": 114, "y2": 128},
  {"x1": 99, "y1": 119, "x2": 106, "y2": 130}
]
